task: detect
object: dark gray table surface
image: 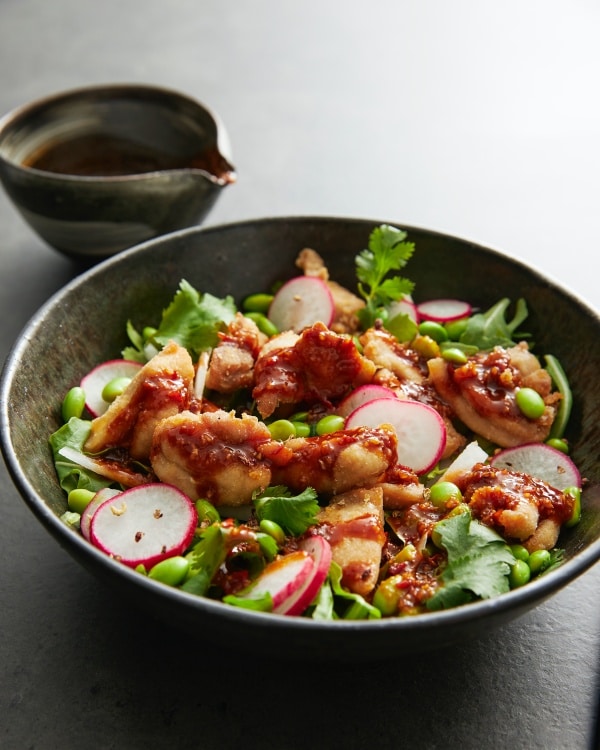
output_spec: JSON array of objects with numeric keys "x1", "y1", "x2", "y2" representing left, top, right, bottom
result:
[{"x1": 1, "y1": 2, "x2": 599, "y2": 749}]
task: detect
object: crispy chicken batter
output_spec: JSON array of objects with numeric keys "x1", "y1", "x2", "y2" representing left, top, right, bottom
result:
[
  {"x1": 84, "y1": 341, "x2": 194, "y2": 461},
  {"x1": 253, "y1": 322, "x2": 376, "y2": 418},
  {"x1": 266, "y1": 424, "x2": 398, "y2": 496},
  {"x1": 428, "y1": 343, "x2": 557, "y2": 447},
  {"x1": 457, "y1": 462, "x2": 574, "y2": 549},
  {"x1": 150, "y1": 409, "x2": 276, "y2": 506},
  {"x1": 316, "y1": 486, "x2": 386, "y2": 596},
  {"x1": 205, "y1": 313, "x2": 266, "y2": 394}
]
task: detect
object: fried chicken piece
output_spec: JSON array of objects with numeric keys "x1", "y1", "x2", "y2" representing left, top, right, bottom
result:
[
  {"x1": 266, "y1": 424, "x2": 398, "y2": 496},
  {"x1": 150, "y1": 409, "x2": 276, "y2": 506},
  {"x1": 205, "y1": 313, "x2": 266, "y2": 394},
  {"x1": 457, "y1": 463, "x2": 574, "y2": 548},
  {"x1": 428, "y1": 344, "x2": 557, "y2": 447},
  {"x1": 316, "y1": 486, "x2": 386, "y2": 596},
  {"x1": 84, "y1": 341, "x2": 195, "y2": 461},
  {"x1": 253, "y1": 322, "x2": 376, "y2": 418},
  {"x1": 376, "y1": 464, "x2": 427, "y2": 509},
  {"x1": 296, "y1": 248, "x2": 365, "y2": 334},
  {"x1": 362, "y1": 327, "x2": 466, "y2": 458}
]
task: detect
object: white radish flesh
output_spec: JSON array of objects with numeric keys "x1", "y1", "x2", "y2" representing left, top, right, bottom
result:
[
  {"x1": 337, "y1": 384, "x2": 398, "y2": 418},
  {"x1": 80, "y1": 487, "x2": 122, "y2": 541},
  {"x1": 237, "y1": 551, "x2": 315, "y2": 611},
  {"x1": 276, "y1": 535, "x2": 332, "y2": 616},
  {"x1": 416, "y1": 299, "x2": 472, "y2": 323},
  {"x1": 345, "y1": 398, "x2": 447, "y2": 475},
  {"x1": 89, "y1": 483, "x2": 198, "y2": 568},
  {"x1": 436, "y1": 441, "x2": 489, "y2": 485},
  {"x1": 268, "y1": 276, "x2": 335, "y2": 333},
  {"x1": 490, "y1": 443, "x2": 581, "y2": 490},
  {"x1": 386, "y1": 295, "x2": 418, "y2": 323},
  {"x1": 80, "y1": 359, "x2": 142, "y2": 417}
]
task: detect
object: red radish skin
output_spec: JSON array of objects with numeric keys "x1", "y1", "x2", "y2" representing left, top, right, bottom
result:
[
  {"x1": 490, "y1": 443, "x2": 581, "y2": 490},
  {"x1": 268, "y1": 276, "x2": 335, "y2": 333},
  {"x1": 276, "y1": 535, "x2": 332, "y2": 615},
  {"x1": 80, "y1": 487, "x2": 122, "y2": 541},
  {"x1": 89, "y1": 483, "x2": 197, "y2": 568},
  {"x1": 337, "y1": 384, "x2": 398, "y2": 418},
  {"x1": 80, "y1": 359, "x2": 142, "y2": 417},
  {"x1": 237, "y1": 551, "x2": 316, "y2": 611},
  {"x1": 345, "y1": 397, "x2": 447, "y2": 475},
  {"x1": 416, "y1": 299, "x2": 472, "y2": 323}
]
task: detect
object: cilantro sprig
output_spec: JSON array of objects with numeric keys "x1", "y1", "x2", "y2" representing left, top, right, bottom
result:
[
  {"x1": 253, "y1": 485, "x2": 320, "y2": 536},
  {"x1": 426, "y1": 511, "x2": 516, "y2": 610},
  {"x1": 123, "y1": 279, "x2": 237, "y2": 362},
  {"x1": 356, "y1": 225, "x2": 415, "y2": 329}
]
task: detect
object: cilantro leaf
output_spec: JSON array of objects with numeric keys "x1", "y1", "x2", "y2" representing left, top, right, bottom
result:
[
  {"x1": 124, "y1": 280, "x2": 237, "y2": 361},
  {"x1": 356, "y1": 225, "x2": 415, "y2": 329},
  {"x1": 182, "y1": 523, "x2": 227, "y2": 596},
  {"x1": 253, "y1": 485, "x2": 320, "y2": 536},
  {"x1": 459, "y1": 298, "x2": 529, "y2": 351},
  {"x1": 426, "y1": 512, "x2": 515, "y2": 611}
]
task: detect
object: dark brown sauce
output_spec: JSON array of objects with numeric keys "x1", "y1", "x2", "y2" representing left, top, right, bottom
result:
[{"x1": 22, "y1": 133, "x2": 236, "y2": 183}]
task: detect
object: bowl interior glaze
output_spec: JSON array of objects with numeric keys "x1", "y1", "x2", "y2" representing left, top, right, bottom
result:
[{"x1": 2, "y1": 216, "x2": 600, "y2": 661}]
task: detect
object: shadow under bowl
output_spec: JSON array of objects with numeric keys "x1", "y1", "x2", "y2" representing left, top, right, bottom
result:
[
  {"x1": 0, "y1": 83, "x2": 235, "y2": 260},
  {"x1": 1, "y1": 216, "x2": 599, "y2": 661}
]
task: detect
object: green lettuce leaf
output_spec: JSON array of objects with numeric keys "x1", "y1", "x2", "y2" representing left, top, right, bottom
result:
[
  {"x1": 459, "y1": 298, "x2": 529, "y2": 350},
  {"x1": 253, "y1": 486, "x2": 320, "y2": 536},
  {"x1": 49, "y1": 418, "x2": 114, "y2": 494}
]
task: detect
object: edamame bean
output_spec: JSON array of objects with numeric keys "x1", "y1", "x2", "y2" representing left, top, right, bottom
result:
[
  {"x1": 315, "y1": 414, "x2": 345, "y2": 435},
  {"x1": 101, "y1": 376, "x2": 132, "y2": 403},
  {"x1": 418, "y1": 320, "x2": 449, "y2": 343},
  {"x1": 510, "y1": 544, "x2": 530, "y2": 562},
  {"x1": 61, "y1": 386, "x2": 86, "y2": 422},
  {"x1": 257, "y1": 533, "x2": 278, "y2": 560},
  {"x1": 268, "y1": 419, "x2": 296, "y2": 440},
  {"x1": 292, "y1": 421, "x2": 311, "y2": 438},
  {"x1": 515, "y1": 387, "x2": 545, "y2": 420},
  {"x1": 546, "y1": 437, "x2": 569, "y2": 454},
  {"x1": 195, "y1": 499, "x2": 221, "y2": 523},
  {"x1": 564, "y1": 486, "x2": 581, "y2": 527},
  {"x1": 67, "y1": 488, "x2": 96, "y2": 514},
  {"x1": 509, "y1": 559, "x2": 531, "y2": 588},
  {"x1": 441, "y1": 347, "x2": 468, "y2": 365},
  {"x1": 373, "y1": 576, "x2": 402, "y2": 616},
  {"x1": 148, "y1": 556, "x2": 190, "y2": 586},
  {"x1": 143, "y1": 326, "x2": 158, "y2": 342},
  {"x1": 244, "y1": 312, "x2": 279, "y2": 337},
  {"x1": 528, "y1": 549, "x2": 551, "y2": 575},
  {"x1": 242, "y1": 293, "x2": 274, "y2": 314},
  {"x1": 444, "y1": 318, "x2": 469, "y2": 340},
  {"x1": 429, "y1": 481, "x2": 462, "y2": 508},
  {"x1": 259, "y1": 519, "x2": 286, "y2": 545}
]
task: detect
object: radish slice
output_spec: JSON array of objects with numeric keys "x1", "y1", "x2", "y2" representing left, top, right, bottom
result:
[
  {"x1": 194, "y1": 348, "x2": 212, "y2": 400},
  {"x1": 237, "y1": 550, "x2": 316, "y2": 611},
  {"x1": 89, "y1": 483, "x2": 198, "y2": 568},
  {"x1": 276, "y1": 535, "x2": 332, "y2": 615},
  {"x1": 337, "y1": 384, "x2": 398, "y2": 418},
  {"x1": 436, "y1": 441, "x2": 489, "y2": 485},
  {"x1": 490, "y1": 443, "x2": 581, "y2": 491},
  {"x1": 268, "y1": 276, "x2": 335, "y2": 333},
  {"x1": 345, "y1": 398, "x2": 447, "y2": 475},
  {"x1": 80, "y1": 359, "x2": 142, "y2": 417},
  {"x1": 416, "y1": 299, "x2": 472, "y2": 323},
  {"x1": 386, "y1": 295, "x2": 418, "y2": 323},
  {"x1": 80, "y1": 487, "x2": 122, "y2": 541}
]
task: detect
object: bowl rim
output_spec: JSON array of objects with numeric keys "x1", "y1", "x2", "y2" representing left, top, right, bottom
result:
[{"x1": 2, "y1": 214, "x2": 600, "y2": 638}]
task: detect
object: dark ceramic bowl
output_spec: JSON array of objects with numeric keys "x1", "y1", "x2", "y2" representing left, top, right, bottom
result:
[
  {"x1": 0, "y1": 84, "x2": 235, "y2": 260},
  {"x1": 2, "y1": 216, "x2": 599, "y2": 661}
]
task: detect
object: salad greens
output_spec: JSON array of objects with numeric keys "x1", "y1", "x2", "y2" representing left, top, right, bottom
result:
[
  {"x1": 355, "y1": 224, "x2": 415, "y2": 329},
  {"x1": 123, "y1": 279, "x2": 236, "y2": 362}
]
